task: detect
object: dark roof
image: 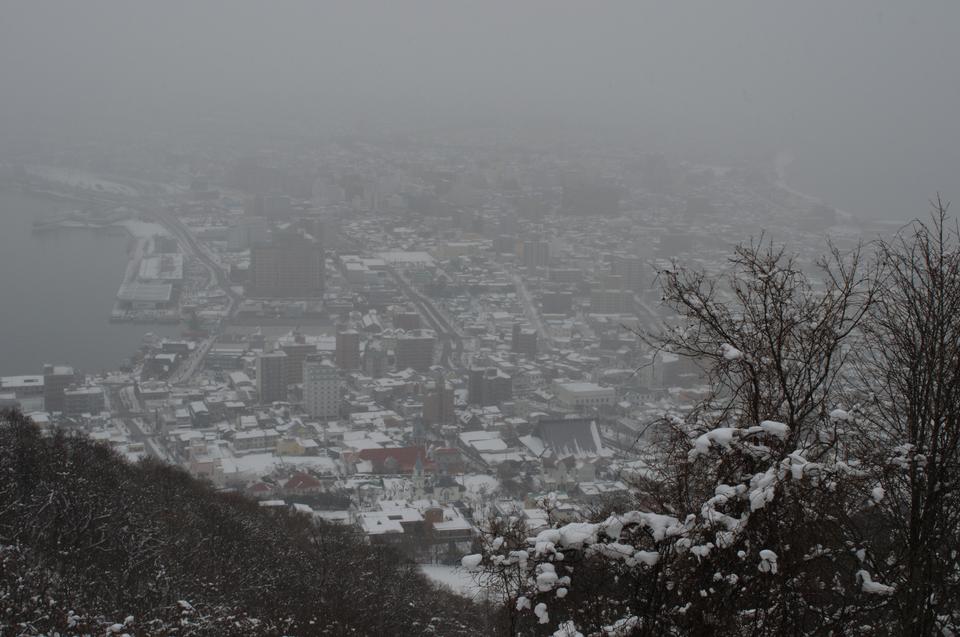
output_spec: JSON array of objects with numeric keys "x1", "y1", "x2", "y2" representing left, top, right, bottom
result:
[
  {"x1": 435, "y1": 475, "x2": 464, "y2": 489},
  {"x1": 535, "y1": 418, "x2": 606, "y2": 459}
]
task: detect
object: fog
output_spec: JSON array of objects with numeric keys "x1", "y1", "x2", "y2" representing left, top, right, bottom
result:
[
  {"x1": 1, "y1": 2, "x2": 958, "y2": 218},
  {"x1": 5, "y1": 4, "x2": 960, "y2": 633}
]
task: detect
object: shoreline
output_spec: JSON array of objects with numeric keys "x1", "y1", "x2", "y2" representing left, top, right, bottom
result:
[
  {"x1": 0, "y1": 187, "x2": 182, "y2": 376},
  {"x1": 772, "y1": 151, "x2": 908, "y2": 229},
  {"x1": 3, "y1": 183, "x2": 182, "y2": 326},
  {"x1": 772, "y1": 150, "x2": 858, "y2": 225}
]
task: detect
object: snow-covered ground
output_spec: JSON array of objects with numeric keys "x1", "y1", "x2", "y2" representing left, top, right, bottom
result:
[
  {"x1": 218, "y1": 452, "x2": 340, "y2": 482},
  {"x1": 420, "y1": 564, "x2": 484, "y2": 599},
  {"x1": 457, "y1": 474, "x2": 500, "y2": 496}
]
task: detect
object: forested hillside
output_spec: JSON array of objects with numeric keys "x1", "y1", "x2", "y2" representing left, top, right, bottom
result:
[{"x1": 0, "y1": 409, "x2": 490, "y2": 636}]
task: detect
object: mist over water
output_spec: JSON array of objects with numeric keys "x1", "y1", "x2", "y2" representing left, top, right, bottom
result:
[{"x1": 0, "y1": 191, "x2": 177, "y2": 375}]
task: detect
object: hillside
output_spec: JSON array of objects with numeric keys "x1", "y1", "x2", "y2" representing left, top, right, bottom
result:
[{"x1": 0, "y1": 409, "x2": 489, "y2": 636}]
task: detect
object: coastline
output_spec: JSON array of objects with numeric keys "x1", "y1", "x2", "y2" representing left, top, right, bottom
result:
[
  {"x1": 773, "y1": 150, "x2": 857, "y2": 224},
  {"x1": 0, "y1": 187, "x2": 181, "y2": 375},
  {"x1": 773, "y1": 150, "x2": 907, "y2": 231}
]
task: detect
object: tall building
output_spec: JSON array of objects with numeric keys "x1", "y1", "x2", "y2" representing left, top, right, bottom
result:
[
  {"x1": 423, "y1": 377, "x2": 455, "y2": 426},
  {"x1": 521, "y1": 240, "x2": 550, "y2": 269},
  {"x1": 468, "y1": 367, "x2": 513, "y2": 407},
  {"x1": 227, "y1": 217, "x2": 269, "y2": 252},
  {"x1": 540, "y1": 291, "x2": 573, "y2": 315},
  {"x1": 256, "y1": 351, "x2": 288, "y2": 404},
  {"x1": 511, "y1": 323, "x2": 538, "y2": 358},
  {"x1": 494, "y1": 235, "x2": 517, "y2": 254},
  {"x1": 279, "y1": 333, "x2": 316, "y2": 384},
  {"x1": 42, "y1": 364, "x2": 74, "y2": 413},
  {"x1": 303, "y1": 357, "x2": 340, "y2": 420},
  {"x1": 335, "y1": 329, "x2": 361, "y2": 370},
  {"x1": 611, "y1": 255, "x2": 646, "y2": 291},
  {"x1": 245, "y1": 194, "x2": 293, "y2": 217},
  {"x1": 249, "y1": 230, "x2": 324, "y2": 298},
  {"x1": 560, "y1": 177, "x2": 623, "y2": 216},
  {"x1": 393, "y1": 311, "x2": 422, "y2": 331},
  {"x1": 395, "y1": 330, "x2": 436, "y2": 372},
  {"x1": 363, "y1": 338, "x2": 387, "y2": 377},
  {"x1": 63, "y1": 386, "x2": 105, "y2": 416}
]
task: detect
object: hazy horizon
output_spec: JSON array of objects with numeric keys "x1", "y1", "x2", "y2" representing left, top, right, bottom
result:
[{"x1": 3, "y1": 1, "x2": 959, "y2": 218}]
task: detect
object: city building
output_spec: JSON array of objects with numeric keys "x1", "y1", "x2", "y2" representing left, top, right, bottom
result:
[
  {"x1": 256, "y1": 351, "x2": 288, "y2": 404},
  {"x1": 279, "y1": 333, "x2": 316, "y2": 384},
  {"x1": 553, "y1": 381, "x2": 616, "y2": 409},
  {"x1": 468, "y1": 367, "x2": 513, "y2": 407},
  {"x1": 611, "y1": 255, "x2": 647, "y2": 291},
  {"x1": 492, "y1": 235, "x2": 513, "y2": 254},
  {"x1": 233, "y1": 428, "x2": 281, "y2": 453},
  {"x1": 116, "y1": 282, "x2": 174, "y2": 310},
  {"x1": 511, "y1": 323, "x2": 538, "y2": 358},
  {"x1": 540, "y1": 291, "x2": 573, "y2": 315},
  {"x1": 303, "y1": 357, "x2": 340, "y2": 420},
  {"x1": 227, "y1": 217, "x2": 269, "y2": 251},
  {"x1": 0, "y1": 375, "x2": 45, "y2": 411},
  {"x1": 335, "y1": 329, "x2": 361, "y2": 370},
  {"x1": 138, "y1": 254, "x2": 184, "y2": 283},
  {"x1": 42, "y1": 364, "x2": 75, "y2": 412},
  {"x1": 393, "y1": 311, "x2": 422, "y2": 331},
  {"x1": 560, "y1": 177, "x2": 623, "y2": 216},
  {"x1": 394, "y1": 330, "x2": 435, "y2": 372},
  {"x1": 63, "y1": 386, "x2": 105, "y2": 416},
  {"x1": 363, "y1": 338, "x2": 387, "y2": 377},
  {"x1": 521, "y1": 239, "x2": 550, "y2": 269},
  {"x1": 422, "y1": 377, "x2": 455, "y2": 426},
  {"x1": 248, "y1": 230, "x2": 324, "y2": 298}
]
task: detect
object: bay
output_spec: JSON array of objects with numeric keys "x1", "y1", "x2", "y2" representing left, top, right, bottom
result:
[{"x1": 0, "y1": 189, "x2": 179, "y2": 376}]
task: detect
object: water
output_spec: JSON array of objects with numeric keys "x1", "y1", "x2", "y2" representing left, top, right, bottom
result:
[
  {"x1": 0, "y1": 189, "x2": 180, "y2": 376},
  {"x1": 784, "y1": 138, "x2": 960, "y2": 222}
]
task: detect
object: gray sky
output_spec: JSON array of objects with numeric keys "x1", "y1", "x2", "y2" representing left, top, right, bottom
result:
[{"x1": 2, "y1": 1, "x2": 958, "y2": 217}]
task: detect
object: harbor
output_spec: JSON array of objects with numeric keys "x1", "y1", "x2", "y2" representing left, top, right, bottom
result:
[
  {"x1": 29, "y1": 206, "x2": 185, "y2": 325},
  {"x1": 0, "y1": 188, "x2": 181, "y2": 374}
]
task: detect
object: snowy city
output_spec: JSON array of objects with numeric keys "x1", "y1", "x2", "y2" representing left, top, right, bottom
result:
[{"x1": 1, "y1": 2, "x2": 959, "y2": 636}]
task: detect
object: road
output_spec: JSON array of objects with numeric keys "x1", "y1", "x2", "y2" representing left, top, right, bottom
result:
[
  {"x1": 29, "y1": 183, "x2": 239, "y2": 387},
  {"x1": 512, "y1": 272, "x2": 553, "y2": 351},
  {"x1": 166, "y1": 336, "x2": 215, "y2": 385},
  {"x1": 107, "y1": 385, "x2": 173, "y2": 463},
  {"x1": 387, "y1": 267, "x2": 464, "y2": 368},
  {"x1": 141, "y1": 207, "x2": 242, "y2": 385},
  {"x1": 146, "y1": 207, "x2": 240, "y2": 308},
  {"x1": 126, "y1": 414, "x2": 174, "y2": 463}
]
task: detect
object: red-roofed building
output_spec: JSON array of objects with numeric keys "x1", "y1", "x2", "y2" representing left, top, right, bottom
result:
[
  {"x1": 246, "y1": 481, "x2": 273, "y2": 498},
  {"x1": 283, "y1": 471, "x2": 324, "y2": 495},
  {"x1": 355, "y1": 446, "x2": 434, "y2": 474}
]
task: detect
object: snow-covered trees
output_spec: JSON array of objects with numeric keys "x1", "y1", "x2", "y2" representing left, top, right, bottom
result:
[
  {"x1": 470, "y1": 211, "x2": 960, "y2": 635},
  {"x1": 0, "y1": 409, "x2": 491, "y2": 636}
]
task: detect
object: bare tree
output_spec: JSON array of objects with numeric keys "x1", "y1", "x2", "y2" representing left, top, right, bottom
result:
[
  {"x1": 651, "y1": 238, "x2": 878, "y2": 437},
  {"x1": 640, "y1": 239, "x2": 879, "y2": 518},
  {"x1": 857, "y1": 198, "x2": 960, "y2": 634}
]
